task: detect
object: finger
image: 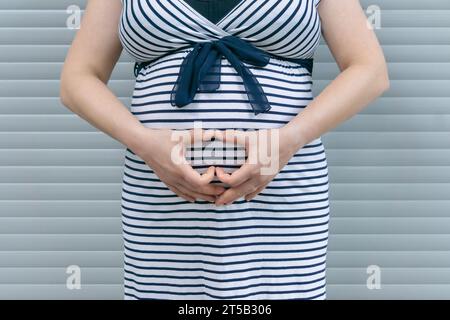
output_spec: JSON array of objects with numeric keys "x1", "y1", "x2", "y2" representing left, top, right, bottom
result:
[
  {"x1": 216, "y1": 164, "x2": 254, "y2": 187},
  {"x1": 201, "y1": 165, "x2": 216, "y2": 183},
  {"x1": 175, "y1": 183, "x2": 217, "y2": 203},
  {"x1": 179, "y1": 166, "x2": 225, "y2": 196},
  {"x1": 215, "y1": 180, "x2": 257, "y2": 206},
  {"x1": 180, "y1": 165, "x2": 222, "y2": 193},
  {"x1": 196, "y1": 184, "x2": 226, "y2": 196},
  {"x1": 180, "y1": 163, "x2": 209, "y2": 183},
  {"x1": 195, "y1": 182, "x2": 227, "y2": 196},
  {"x1": 180, "y1": 178, "x2": 226, "y2": 196},
  {"x1": 245, "y1": 185, "x2": 266, "y2": 201},
  {"x1": 166, "y1": 184, "x2": 195, "y2": 203}
]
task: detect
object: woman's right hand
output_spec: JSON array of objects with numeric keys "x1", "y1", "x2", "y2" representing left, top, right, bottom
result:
[{"x1": 131, "y1": 127, "x2": 225, "y2": 203}]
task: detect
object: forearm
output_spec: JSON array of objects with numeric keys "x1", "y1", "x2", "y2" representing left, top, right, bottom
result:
[
  {"x1": 60, "y1": 72, "x2": 147, "y2": 155},
  {"x1": 285, "y1": 63, "x2": 390, "y2": 147}
]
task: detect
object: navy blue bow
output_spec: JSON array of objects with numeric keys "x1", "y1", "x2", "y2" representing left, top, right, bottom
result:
[
  {"x1": 172, "y1": 35, "x2": 272, "y2": 115},
  {"x1": 134, "y1": 35, "x2": 314, "y2": 115}
]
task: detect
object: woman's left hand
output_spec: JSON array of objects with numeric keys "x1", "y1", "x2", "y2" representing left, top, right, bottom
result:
[{"x1": 214, "y1": 126, "x2": 306, "y2": 206}]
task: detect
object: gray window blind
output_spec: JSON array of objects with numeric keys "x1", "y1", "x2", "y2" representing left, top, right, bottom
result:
[{"x1": 0, "y1": 0, "x2": 449, "y2": 299}]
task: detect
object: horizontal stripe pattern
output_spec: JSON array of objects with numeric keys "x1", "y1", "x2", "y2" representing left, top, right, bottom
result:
[{"x1": 119, "y1": 0, "x2": 327, "y2": 300}]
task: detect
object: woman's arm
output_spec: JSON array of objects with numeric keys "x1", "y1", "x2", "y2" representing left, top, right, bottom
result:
[
  {"x1": 60, "y1": 0, "x2": 144, "y2": 154},
  {"x1": 214, "y1": 0, "x2": 390, "y2": 205},
  {"x1": 284, "y1": 0, "x2": 390, "y2": 146},
  {"x1": 60, "y1": 0, "x2": 223, "y2": 202}
]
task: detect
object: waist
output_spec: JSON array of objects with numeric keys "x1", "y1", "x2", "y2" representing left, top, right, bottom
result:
[{"x1": 134, "y1": 44, "x2": 314, "y2": 77}]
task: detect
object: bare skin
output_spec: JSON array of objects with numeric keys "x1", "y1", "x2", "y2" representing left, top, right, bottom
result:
[{"x1": 60, "y1": 0, "x2": 389, "y2": 206}]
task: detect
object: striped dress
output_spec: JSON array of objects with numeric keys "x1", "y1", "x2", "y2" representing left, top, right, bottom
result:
[{"x1": 119, "y1": 0, "x2": 329, "y2": 300}]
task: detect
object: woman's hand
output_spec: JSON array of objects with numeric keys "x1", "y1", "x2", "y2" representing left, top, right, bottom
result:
[
  {"x1": 133, "y1": 128, "x2": 225, "y2": 203},
  {"x1": 213, "y1": 126, "x2": 306, "y2": 206}
]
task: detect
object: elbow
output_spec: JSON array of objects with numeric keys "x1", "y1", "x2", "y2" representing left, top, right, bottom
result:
[
  {"x1": 374, "y1": 60, "x2": 390, "y2": 96},
  {"x1": 59, "y1": 69, "x2": 72, "y2": 108},
  {"x1": 379, "y1": 67, "x2": 390, "y2": 94},
  {"x1": 59, "y1": 84, "x2": 70, "y2": 108},
  {"x1": 60, "y1": 65, "x2": 85, "y2": 110}
]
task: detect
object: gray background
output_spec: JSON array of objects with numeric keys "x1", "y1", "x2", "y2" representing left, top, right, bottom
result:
[{"x1": 0, "y1": 0, "x2": 449, "y2": 299}]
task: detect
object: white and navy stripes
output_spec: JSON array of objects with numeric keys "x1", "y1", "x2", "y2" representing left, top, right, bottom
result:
[
  {"x1": 119, "y1": 0, "x2": 322, "y2": 62},
  {"x1": 119, "y1": 0, "x2": 329, "y2": 300}
]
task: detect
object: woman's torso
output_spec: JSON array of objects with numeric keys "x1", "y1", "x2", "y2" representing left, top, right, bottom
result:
[
  {"x1": 119, "y1": 0, "x2": 322, "y2": 130},
  {"x1": 119, "y1": 1, "x2": 330, "y2": 301}
]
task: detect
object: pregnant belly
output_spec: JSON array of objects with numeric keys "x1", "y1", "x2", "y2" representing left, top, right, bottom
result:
[{"x1": 130, "y1": 52, "x2": 314, "y2": 131}]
